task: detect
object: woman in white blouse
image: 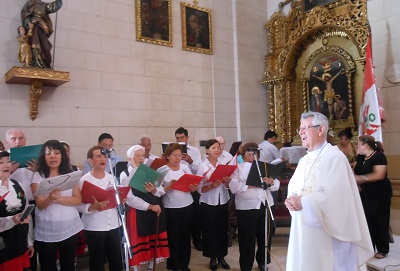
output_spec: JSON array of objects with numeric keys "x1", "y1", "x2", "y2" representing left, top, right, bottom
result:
[
  {"x1": 197, "y1": 139, "x2": 231, "y2": 270},
  {"x1": 158, "y1": 143, "x2": 198, "y2": 271},
  {"x1": 31, "y1": 140, "x2": 83, "y2": 271},
  {"x1": 229, "y1": 142, "x2": 280, "y2": 271}
]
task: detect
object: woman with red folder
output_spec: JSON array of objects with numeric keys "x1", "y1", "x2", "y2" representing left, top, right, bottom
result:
[
  {"x1": 158, "y1": 143, "x2": 199, "y2": 271},
  {"x1": 120, "y1": 145, "x2": 168, "y2": 271},
  {"x1": 196, "y1": 139, "x2": 232, "y2": 271},
  {"x1": 0, "y1": 151, "x2": 34, "y2": 271}
]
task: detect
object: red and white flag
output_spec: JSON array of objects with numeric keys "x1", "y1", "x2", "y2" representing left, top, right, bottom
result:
[{"x1": 359, "y1": 36, "x2": 382, "y2": 142}]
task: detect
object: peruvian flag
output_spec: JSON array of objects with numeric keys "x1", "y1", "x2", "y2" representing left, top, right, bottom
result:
[{"x1": 359, "y1": 36, "x2": 382, "y2": 142}]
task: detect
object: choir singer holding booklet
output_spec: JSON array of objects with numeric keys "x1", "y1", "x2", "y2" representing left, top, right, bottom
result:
[
  {"x1": 157, "y1": 143, "x2": 199, "y2": 271},
  {"x1": 229, "y1": 142, "x2": 279, "y2": 271},
  {"x1": 196, "y1": 139, "x2": 232, "y2": 271}
]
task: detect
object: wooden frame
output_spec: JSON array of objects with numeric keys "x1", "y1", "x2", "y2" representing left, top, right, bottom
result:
[
  {"x1": 135, "y1": 0, "x2": 172, "y2": 47},
  {"x1": 180, "y1": 2, "x2": 213, "y2": 54}
]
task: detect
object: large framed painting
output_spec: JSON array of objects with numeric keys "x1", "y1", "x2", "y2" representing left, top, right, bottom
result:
[
  {"x1": 303, "y1": 0, "x2": 340, "y2": 12},
  {"x1": 136, "y1": 0, "x2": 172, "y2": 47},
  {"x1": 308, "y1": 55, "x2": 352, "y2": 123},
  {"x1": 180, "y1": 2, "x2": 213, "y2": 54}
]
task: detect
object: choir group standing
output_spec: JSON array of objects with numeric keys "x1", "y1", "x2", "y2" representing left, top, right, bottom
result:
[
  {"x1": 0, "y1": 115, "x2": 393, "y2": 271},
  {"x1": 0, "y1": 127, "x2": 278, "y2": 271}
]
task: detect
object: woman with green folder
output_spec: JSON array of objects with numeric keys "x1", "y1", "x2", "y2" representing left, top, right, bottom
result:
[{"x1": 121, "y1": 145, "x2": 168, "y2": 271}]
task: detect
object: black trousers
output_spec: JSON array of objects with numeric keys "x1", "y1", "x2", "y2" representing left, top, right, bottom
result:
[
  {"x1": 84, "y1": 227, "x2": 123, "y2": 271},
  {"x1": 191, "y1": 191, "x2": 202, "y2": 246},
  {"x1": 35, "y1": 233, "x2": 78, "y2": 271},
  {"x1": 365, "y1": 192, "x2": 392, "y2": 254},
  {"x1": 200, "y1": 202, "x2": 229, "y2": 259},
  {"x1": 236, "y1": 203, "x2": 273, "y2": 271},
  {"x1": 165, "y1": 204, "x2": 194, "y2": 270}
]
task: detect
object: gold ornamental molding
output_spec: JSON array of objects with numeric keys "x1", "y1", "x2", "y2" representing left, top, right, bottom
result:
[
  {"x1": 5, "y1": 66, "x2": 70, "y2": 120},
  {"x1": 261, "y1": 0, "x2": 369, "y2": 143}
]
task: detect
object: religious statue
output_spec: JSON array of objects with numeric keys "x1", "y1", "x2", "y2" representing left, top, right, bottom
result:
[
  {"x1": 21, "y1": 0, "x2": 63, "y2": 69},
  {"x1": 17, "y1": 23, "x2": 33, "y2": 67}
]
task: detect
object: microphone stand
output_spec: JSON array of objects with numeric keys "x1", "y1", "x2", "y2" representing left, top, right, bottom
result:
[
  {"x1": 252, "y1": 152, "x2": 276, "y2": 270},
  {"x1": 105, "y1": 150, "x2": 132, "y2": 271}
]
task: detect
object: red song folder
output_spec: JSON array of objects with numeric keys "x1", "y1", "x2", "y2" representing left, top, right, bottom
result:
[
  {"x1": 207, "y1": 165, "x2": 237, "y2": 183},
  {"x1": 147, "y1": 158, "x2": 168, "y2": 170},
  {"x1": 171, "y1": 174, "x2": 203, "y2": 192},
  {"x1": 81, "y1": 181, "x2": 130, "y2": 211},
  {"x1": 0, "y1": 191, "x2": 9, "y2": 203}
]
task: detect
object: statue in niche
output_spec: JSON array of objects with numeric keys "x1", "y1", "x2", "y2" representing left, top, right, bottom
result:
[
  {"x1": 17, "y1": 24, "x2": 33, "y2": 67},
  {"x1": 20, "y1": 0, "x2": 63, "y2": 69}
]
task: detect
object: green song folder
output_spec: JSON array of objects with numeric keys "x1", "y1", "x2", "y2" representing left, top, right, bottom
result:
[
  {"x1": 10, "y1": 144, "x2": 43, "y2": 168},
  {"x1": 129, "y1": 164, "x2": 168, "y2": 193}
]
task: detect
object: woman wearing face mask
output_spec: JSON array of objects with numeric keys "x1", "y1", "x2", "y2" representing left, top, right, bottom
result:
[{"x1": 30, "y1": 140, "x2": 83, "y2": 271}]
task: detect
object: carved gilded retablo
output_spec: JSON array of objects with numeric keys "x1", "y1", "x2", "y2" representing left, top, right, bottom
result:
[{"x1": 261, "y1": 0, "x2": 369, "y2": 144}]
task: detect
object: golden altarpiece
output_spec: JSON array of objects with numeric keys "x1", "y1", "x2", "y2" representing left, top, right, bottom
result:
[{"x1": 261, "y1": 0, "x2": 370, "y2": 144}]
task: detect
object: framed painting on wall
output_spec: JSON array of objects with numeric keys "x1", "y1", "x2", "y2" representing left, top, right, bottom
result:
[
  {"x1": 136, "y1": 0, "x2": 172, "y2": 47},
  {"x1": 180, "y1": 2, "x2": 213, "y2": 54}
]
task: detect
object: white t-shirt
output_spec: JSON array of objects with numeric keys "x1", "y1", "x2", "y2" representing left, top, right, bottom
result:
[
  {"x1": 32, "y1": 172, "x2": 83, "y2": 242},
  {"x1": 158, "y1": 164, "x2": 193, "y2": 208}
]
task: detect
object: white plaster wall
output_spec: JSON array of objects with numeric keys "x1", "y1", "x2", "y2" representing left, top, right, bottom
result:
[
  {"x1": 0, "y1": 0, "x2": 269, "y2": 165},
  {"x1": 367, "y1": 0, "x2": 400, "y2": 155}
]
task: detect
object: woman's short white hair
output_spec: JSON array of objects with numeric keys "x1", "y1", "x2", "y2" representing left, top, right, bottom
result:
[{"x1": 126, "y1": 145, "x2": 145, "y2": 159}]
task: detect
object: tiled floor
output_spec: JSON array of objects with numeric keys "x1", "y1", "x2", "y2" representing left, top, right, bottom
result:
[{"x1": 76, "y1": 209, "x2": 400, "y2": 271}]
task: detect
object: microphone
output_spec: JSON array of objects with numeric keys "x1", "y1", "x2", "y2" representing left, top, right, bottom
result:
[{"x1": 100, "y1": 148, "x2": 114, "y2": 155}]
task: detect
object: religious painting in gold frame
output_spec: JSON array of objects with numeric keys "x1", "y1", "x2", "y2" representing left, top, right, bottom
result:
[
  {"x1": 308, "y1": 55, "x2": 352, "y2": 122},
  {"x1": 180, "y1": 2, "x2": 213, "y2": 55},
  {"x1": 135, "y1": 0, "x2": 172, "y2": 47}
]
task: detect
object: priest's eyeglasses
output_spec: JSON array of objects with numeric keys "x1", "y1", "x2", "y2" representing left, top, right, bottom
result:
[{"x1": 296, "y1": 125, "x2": 321, "y2": 134}]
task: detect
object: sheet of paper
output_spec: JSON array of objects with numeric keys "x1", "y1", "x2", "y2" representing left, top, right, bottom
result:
[{"x1": 34, "y1": 170, "x2": 82, "y2": 196}]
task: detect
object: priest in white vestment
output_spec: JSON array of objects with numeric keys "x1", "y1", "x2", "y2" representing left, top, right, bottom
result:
[{"x1": 285, "y1": 111, "x2": 373, "y2": 271}]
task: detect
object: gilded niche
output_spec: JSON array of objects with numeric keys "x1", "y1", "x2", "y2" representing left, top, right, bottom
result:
[{"x1": 261, "y1": 0, "x2": 369, "y2": 144}]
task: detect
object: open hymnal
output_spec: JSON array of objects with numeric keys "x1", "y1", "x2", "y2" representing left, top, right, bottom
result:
[
  {"x1": 161, "y1": 142, "x2": 187, "y2": 154},
  {"x1": 207, "y1": 165, "x2": 237, "y2": 183},
  {"x1": 246, "y1": 161, "x2": 287, "y2": 187},
  {"x1": 34, "y1": 170, "x2": 82, "y2": 196},
  {"x1": 10, "y1": 144, "x2": 42, "y2": 168},
  {"x1": 128, "y1": 164, "x2": 168, "y2": 193},
  {"x1": 81, "y1": 181, "x2": 130, "y2": 211},
  {"x1": 171, "y1": 174, "x2": 203, "y2": 192}
]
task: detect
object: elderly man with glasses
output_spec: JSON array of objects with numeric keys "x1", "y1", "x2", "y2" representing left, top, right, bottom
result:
[{"x1": 284, "y1": 111, "x2": 373, "y2": 271}]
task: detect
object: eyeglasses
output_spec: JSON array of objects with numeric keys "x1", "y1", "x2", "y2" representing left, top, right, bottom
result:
[{"x1": 296, "y1": 125, "x2": 321, "y2": 134}]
